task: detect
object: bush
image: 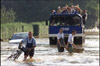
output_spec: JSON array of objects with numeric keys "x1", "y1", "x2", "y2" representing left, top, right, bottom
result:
[
  {"x1": 1, "y1": 6, "x2": 16, "y2": 24},
  {"x1": 1, "y1": 22, "x2": 48, "y2": 41}
]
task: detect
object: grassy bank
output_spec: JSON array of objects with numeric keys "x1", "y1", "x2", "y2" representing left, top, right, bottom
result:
[{"x1": 1, "y1": 22, "x2": 48, "y2": 41}]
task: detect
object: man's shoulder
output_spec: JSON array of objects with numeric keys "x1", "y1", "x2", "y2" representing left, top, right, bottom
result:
[
  {"x1": 58, "y1": 32, "x2": 60, "y2": 34},
  {"x1": 69, "y1": 34, "x2": 72, "y2": 36},
  {"x1": 32, "y1": 37, "x2": 36, "y2": 40},
  {"x1": 57, "y1": 33, "x2": 60, "y2": 35},
  {"x1": 58, "y1": 33, "x2": 64, "y2": 35}
]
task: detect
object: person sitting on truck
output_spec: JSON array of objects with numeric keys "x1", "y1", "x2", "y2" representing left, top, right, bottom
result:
[
  {"x1": 66, "y1": 30, "x2": 76, "y2": 55},
  {"x1": 71, "y1": 5, "x2": 76, "y2": 13},
  {"x1": 52, "y1": 4, "x2": 87, "y2": 15},
  {"x1": 65, "y1": 4, "x2": 68, "y2": 9},
  {"x1": 57, "y1": 6, "x2": 62, "y2": 14},
  {"x1": 67, "y1": 7, "x2": 72, "y2": 14},
  {"x1": 18, "y1": 32, "x2": 36, "y2": 61},
  {"x1": 75, "y1": 4, "x2": 79, "y2": 8},
  {"x1": 62, "y1": 7, "x2": 68, "y2": 14},
  {"x1": 57, "y1": 28, "x2": 65, "y2": 52},
  {"x1": 82, "y1": 9, "x2": 88, "y2": 25},
  {"x1": 74, "y1": 4, "x2": 82, "y2": 14},
  {"x1": 63, "y1": 5, "x2": 69, "y2": 13},
  {"x1": 52, "y1": 10, "x2": 56, "y2": 15}
]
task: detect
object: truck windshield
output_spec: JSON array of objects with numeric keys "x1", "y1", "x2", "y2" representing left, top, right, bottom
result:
[{"x1": 50, "y1": 15, "x2": 81, "y2": 26}]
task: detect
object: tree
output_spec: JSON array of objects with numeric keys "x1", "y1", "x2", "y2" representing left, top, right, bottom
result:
[
  {"x1": 1, "y1": 0, "x2": 99, "y2": 28},
  {"x1": 1, "y1": 6, "x2": 16, "y2": 24}
]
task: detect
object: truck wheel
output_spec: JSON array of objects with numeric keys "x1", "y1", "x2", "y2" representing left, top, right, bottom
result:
[
  {"x1": 57, "y1": 44, "x2": 64, "y2": 52},
  {"x1": 49, "y1": 37, "x2": 57, "y2": 45}
]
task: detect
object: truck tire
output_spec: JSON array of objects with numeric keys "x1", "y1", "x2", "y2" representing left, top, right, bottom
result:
[{"x1": 49, "y1": 37, "x2": 57, "y2": 45}]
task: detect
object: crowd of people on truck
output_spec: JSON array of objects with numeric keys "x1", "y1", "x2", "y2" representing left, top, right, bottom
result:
[
  {"x1": 52, "y1": 4, "x2": 87, "y2": 15},
  {"x1": 52, "y1": 4, "x2": 88, "y2": 25}
]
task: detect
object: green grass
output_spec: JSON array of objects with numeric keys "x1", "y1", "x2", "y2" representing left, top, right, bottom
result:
[{"x1": 1, "y1": 22, "x2": 49, "y2": 41}]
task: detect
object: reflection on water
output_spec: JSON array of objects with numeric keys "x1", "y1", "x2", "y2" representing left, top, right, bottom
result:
[{"x1": 1, "y1": 35, "x2": 99, "y2": 66}]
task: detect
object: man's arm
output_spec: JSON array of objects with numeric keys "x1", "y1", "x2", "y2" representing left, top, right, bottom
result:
[
  {"x1": 66, "y1": 42, "x2": 69, "y2": 49},
  {"x1": 31, "y1": 38, "x2": 36, "y2": 49},
  {"x1": 57, "y1": 34, "x2": 61, "y2": 47},
  {"x1": 18, "y1": 38, "x2": 26, "y2": 49},
  {"x1": 72, "y1": 43, "x2": 76, "y2": 49},
  {"x1": 31, "y1": 46, "x2": 36, "y2": 49},
  {"x1": 57, "y1": 39, "x2": 62, "y2": 47},
  {"x1": 66, "y1": 34, "x2": 70, "y2": 48},
  {"x1": 18, "y1": 41, "x2": 23, "y2": 49}
]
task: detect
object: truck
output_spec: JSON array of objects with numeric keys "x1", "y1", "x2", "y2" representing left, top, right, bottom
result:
[{"x1": 46, "y1": 13, "x2": 85, "y2": 52}]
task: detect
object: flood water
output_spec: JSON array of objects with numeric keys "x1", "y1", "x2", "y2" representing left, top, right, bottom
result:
[{"x1": 1, "y1": 35, "x2": 99, "y2": 66}]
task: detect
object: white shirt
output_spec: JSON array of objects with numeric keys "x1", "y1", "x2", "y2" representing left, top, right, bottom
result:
[
  {"x1": 68, "y1": 34, "x2": 74, "y2": 44},
  {"x1": 71, "y1": 8, "x2": 75, "y2": 13},
  {"x1": 57, "y1": 33, "x2": 64, "y2": 39}
]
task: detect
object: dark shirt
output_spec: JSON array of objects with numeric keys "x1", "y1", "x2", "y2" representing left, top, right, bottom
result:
[{"x1": 82, "y1": 13, "x2": 88, "y2": 25}]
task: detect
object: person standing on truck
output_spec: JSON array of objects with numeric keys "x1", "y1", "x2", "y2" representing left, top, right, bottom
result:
[
  {"x1": 57, "y1": 6, "x2": 62, "y2": 14},
  {"x1": 18, "y1": 32, "x2": 36, "y2": 61},
  {"x1": 57, "y1": 28, "x2": 66, "y2": 52},
  {"x1": 82, "y1": 10, "x2": 88, "y2": 25},
  {"x1": 52, "y1": 10, "x2": 56, "y2": 15},
  {"x1": 66, "y1": 30, "x2": 76, "y2": 55}
]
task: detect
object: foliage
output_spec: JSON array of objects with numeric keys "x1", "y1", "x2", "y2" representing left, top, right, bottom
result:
[
  {"x1": 1, "y1": 6, "x2": 16, "y2": 24},
  {"x1": 1, "y1": 22, "x2": 48, "y2": 41},
  {"x1": 1, "y1": 0, "x2": 99, "y2": 28}
]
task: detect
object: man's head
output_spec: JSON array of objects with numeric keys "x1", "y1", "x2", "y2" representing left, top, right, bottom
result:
[
  {"x1": 58, "y1": 6, "x2": 61, "y2": 10},
  {"x1": 71, "y1": 5, "x2": 74, "y2": 8},
  {"x1": 75, "y1": 4, "x2": 79, "y2": 7},
  {"x1": 83, "y1": 9, "x2": 87, "y2": 13},
  {"x1": 28, "y1": 32, "x2": 33, "y2": 39},
  {"x1": 52, "y1": 10, "x2": 56, "y2": 13},
  {"x1": 59, "y1": 28, "x2": 64, "y2": 33},
  {"x1": 67, "y1": 7, "x2": 71, "y2": 12},
  {"x1": 62, "y1": 7, "x2": 66, "y2": 11},
  {"x1": 72, "y1": 30, "x2": 76, "y2": 35},
  {"x1": 65, "y1": 5, "x2": 68, "y2": 8}
]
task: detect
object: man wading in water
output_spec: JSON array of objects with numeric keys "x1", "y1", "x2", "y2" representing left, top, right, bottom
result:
[
  {"x1": 18, "y1": 32, "x2": 36, "y2": 61},
  {"x1": 57, "y1": 28, "x2": 66, "y2": 52},
  {"x1": 66, "y1": 30, "x2": 76, "y2": 55}
]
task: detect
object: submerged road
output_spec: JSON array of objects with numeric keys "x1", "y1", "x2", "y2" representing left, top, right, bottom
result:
[{"x1": 1, "y1": 35, "x2": 99, "y2": 66}]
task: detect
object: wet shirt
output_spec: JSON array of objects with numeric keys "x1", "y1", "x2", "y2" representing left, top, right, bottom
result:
[
  {"x1": 21, "y1": 37, "x2": 36, "y2": 47},
  {"x1": 57, "y1": 33, "x2": 64, "y2": 39},
  {"x1": 68, "y1": 34, "x2": 74, "y2": 44}
]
